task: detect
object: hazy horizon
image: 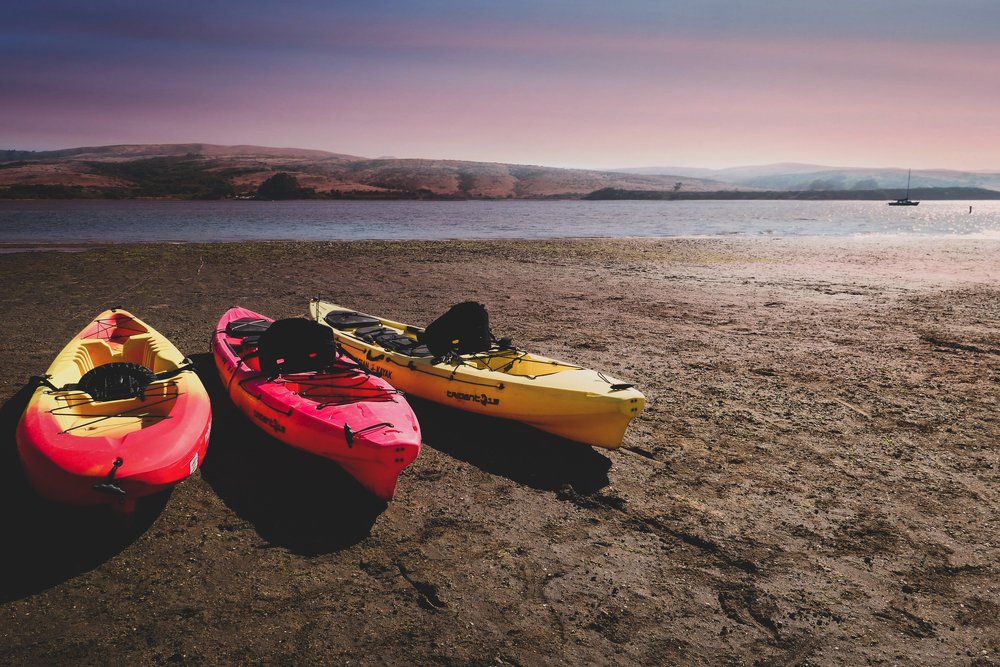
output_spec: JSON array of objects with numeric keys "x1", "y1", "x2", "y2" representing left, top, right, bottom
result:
[{"x1": 5, "y1": 2, "x2": 1000, "y2": 171}]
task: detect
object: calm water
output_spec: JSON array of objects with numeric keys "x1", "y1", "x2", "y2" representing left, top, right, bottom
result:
[{"x1": 1, "y1": 199, "x2": 999, "y2": 243}]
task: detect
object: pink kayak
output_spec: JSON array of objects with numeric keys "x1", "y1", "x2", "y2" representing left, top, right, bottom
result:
[{"x1": 211, "y1": 306, "x2": 421, "y2": 500}]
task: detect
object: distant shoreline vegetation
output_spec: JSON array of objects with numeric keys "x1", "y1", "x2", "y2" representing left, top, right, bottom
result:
[
  {"x1": 0, "y1": 184, "x2": 468, "y2": 201},
  {"x1": 582, "y1": 187, "x2": 1000, "y2": 201},
  {"x1": 3, "y1": 153, "x2": 1000, "y2": 201},
  {"x1": 5, "y1": 184, "x2": 1000, "y2": 201}
]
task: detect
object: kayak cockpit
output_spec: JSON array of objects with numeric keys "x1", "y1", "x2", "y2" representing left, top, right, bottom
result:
[
  {"x1": 45, "y1": 333, "x2": 183, "y2": 436},
  {"x1": 458, "y1": 349, "x2": 578, "y2": 377},
  {"x1": 48, "y1": 382, "x2": 180, "y2": 436}
]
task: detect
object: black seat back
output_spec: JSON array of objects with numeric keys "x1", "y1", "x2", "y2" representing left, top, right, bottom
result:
[
  {"x1": 420, "y1": 302, "x2": 492, "y2": 357},
  {"x1": 256, "y1": 318, "x2": 337, "y2": 375},
  {"x1": 78, "y1": 362, "x2": 156, "y2": 401}
]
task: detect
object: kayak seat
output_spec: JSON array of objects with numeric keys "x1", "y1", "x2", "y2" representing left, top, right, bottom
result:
[
  {"x1": 421, "y1": 301, "x2": 492, "y2": 357},
  {"x1": 227, "y1": 317, "x2": 271, "y2": 338},
  {"x1": 78, "y1": 362, "x2": 156, "y2": 401},
  {"x1": 357, "y1": 325, "x2": 433, "y2": 357},
  {"x1": 373, "y1": 331, "x2": 414, "y2": 351},
  {"x1": 257, "y1": 318, "x2": 337, "y2": 375},
  {"x1": 381, "y1": 335, "x2": 433, "y2": 357},
  {"x1": 353, "y1": 324, "x2": 384, "y2": 338},
  {"x1": 324, "y1": 311, "x2": 381, "y2": 330}
]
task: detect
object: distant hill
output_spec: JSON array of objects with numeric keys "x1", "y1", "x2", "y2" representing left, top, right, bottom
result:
[
  {"x1": 5, "y1": 147, "x2": 998, "y2": 200},
  {"x1": 616, "y1": 164, "x2": 1000, "y2": 192},
  {"x1": 0, "y1": 144, "x2": 725, "y2": 200},
  {"x1": 0, "y1": 143, "x2": 359, "y2": 162}
]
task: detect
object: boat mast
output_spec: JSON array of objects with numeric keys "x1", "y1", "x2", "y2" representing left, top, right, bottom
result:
[{"x1": 906, "y1": 169, "x2": 911, "y2": 199}]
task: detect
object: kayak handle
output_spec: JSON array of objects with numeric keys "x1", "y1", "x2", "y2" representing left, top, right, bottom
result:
[
  {"x1": 343, "y1": 422, "x2": 393, "y2": 448},
  {"x1": 93, "y1": 457, "x2": 126, "y2": 497}
]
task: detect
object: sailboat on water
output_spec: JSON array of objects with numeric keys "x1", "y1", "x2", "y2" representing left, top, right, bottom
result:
[{"x1": 888, "y1": 169, "x2": 919, "y2": 206}]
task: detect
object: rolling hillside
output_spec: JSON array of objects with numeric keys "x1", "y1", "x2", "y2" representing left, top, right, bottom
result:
[
  {"x1": 0, "y1": 144, "x2": 726, "y2": 199},
  {"x1": 5, "y1": 146, "x2": 998, "y2": 199}
]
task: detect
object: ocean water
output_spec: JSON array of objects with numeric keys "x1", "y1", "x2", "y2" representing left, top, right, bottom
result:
[{"x1": 1, "y1": 199, "x2": 999, "y2": 243}]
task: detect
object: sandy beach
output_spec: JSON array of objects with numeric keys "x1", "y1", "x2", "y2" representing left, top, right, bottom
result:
[{"x1": 0, "y1": 237, "x2": 997, "y2": 665}]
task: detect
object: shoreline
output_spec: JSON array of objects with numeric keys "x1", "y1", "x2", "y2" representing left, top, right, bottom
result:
[
  {"x1": 1, "y1": 233, "x2": 999, "y2": 252},
  {"x1": 5, "y1": 191, "x2": 1000, "y2": 202},
  {"x1": 1, "y1": 237, "x2": 998, "y2": 664}
]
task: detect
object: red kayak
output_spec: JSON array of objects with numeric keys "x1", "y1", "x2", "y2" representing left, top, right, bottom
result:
[
  {"x1": 211, "y1": 307, "x2": 421, "y2": 500},
  {"x1": 16, "y1": 309, "x2": 212, "y2": 512}
]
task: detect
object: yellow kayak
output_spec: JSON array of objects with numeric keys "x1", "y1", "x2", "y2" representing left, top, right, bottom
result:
[{"x1": 309, "y1": 299, "x2": 644, "y2": 449}]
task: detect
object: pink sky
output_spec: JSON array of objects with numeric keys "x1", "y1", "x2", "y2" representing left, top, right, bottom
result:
[{"x1": 4, "y1": 2, "x2": 1000, "y2": 170}]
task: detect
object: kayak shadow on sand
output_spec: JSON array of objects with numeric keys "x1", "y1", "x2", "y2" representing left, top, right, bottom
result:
[
  {"x1": 0, "y1": 381, "x2": 167, "y2": 602},
  {"x1": 408, "y1": 397, "x2": 612, "y2": 495},
  {"x1": 192, "y1": 353, "x2": 387, "y2": 556}
]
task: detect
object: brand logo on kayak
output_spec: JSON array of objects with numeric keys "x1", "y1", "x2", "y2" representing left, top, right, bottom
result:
[
  {"x1": 447, "y1": 390, "x2": 500, "y2": 406},
  {"x1": 359, "y1": 361, "x2": 392, "y2": 379},
  {"x1": 253, "y1": 409, "x2": 286, "y2": 433}
]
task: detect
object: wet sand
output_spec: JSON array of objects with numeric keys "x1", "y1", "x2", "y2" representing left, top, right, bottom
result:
[{"x1": 0, "y1": 238, "x2": 998, "y2": 665}]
